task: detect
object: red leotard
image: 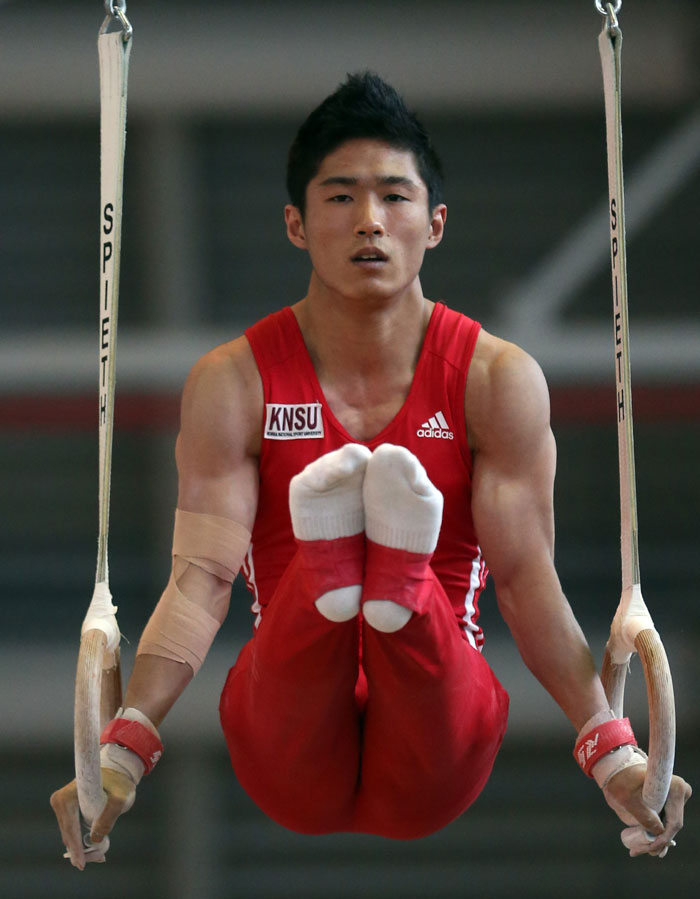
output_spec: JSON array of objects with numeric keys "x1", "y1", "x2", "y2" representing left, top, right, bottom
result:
[
  {"x1": 219, "y1": 302, "x2": 509, "y2": 839},
  {"x1": 243, "y1": 302, "x2": 487, "y2": 649}
]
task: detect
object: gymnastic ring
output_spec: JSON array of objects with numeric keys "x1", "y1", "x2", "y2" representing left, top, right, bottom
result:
[
  {"x1": 601, "y1": 629, "x2": 675, "y2": 813},
  {"x1": 105, "y1": 0, "x2": 127, "y2": 15},
  {"x1": 595, "y1": 0, "x2": 622, "y2": 15}
]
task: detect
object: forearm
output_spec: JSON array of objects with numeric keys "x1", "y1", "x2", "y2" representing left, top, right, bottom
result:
[
  {"x1": 496, "y1": 570, "x2": 609, "y2": 732},
  {"x1": 118, "y1": 511, "x2": 249, "y2": 727},
  {"x1": 122, "y1": 653, "x2": 194, "y2": 728}
]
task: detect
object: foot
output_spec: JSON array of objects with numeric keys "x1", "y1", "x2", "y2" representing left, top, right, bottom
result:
[
  {"x1": 289, "y1": 443, "x2": 371, "y2": 541},
  {"x1": 362, "y1": 445, "x2": 443, "y2": 632},
  {"x1": 289, "y1": 444, "x2": 371, "y2": 621},
  {"x1": 363, "y1": 444, "x2": 443, "y2": 553}
]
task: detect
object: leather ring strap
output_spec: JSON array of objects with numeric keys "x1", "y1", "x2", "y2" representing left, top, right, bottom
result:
[
  {"x1": 574, "y1": 717, "x2": 637, "y2": 777},
  {"x1": 101, "y1": 718, "x2": 163, "y2": 775}
]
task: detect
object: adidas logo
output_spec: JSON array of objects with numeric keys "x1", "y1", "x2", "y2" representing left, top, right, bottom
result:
[{"x1": 417, "y1": 410, "x2": 454, "y2": 440}]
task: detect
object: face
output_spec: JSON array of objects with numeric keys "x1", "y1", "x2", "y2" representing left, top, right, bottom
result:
[{"x1": 285, "y1": 139, "x2": 446, "y2": 304}]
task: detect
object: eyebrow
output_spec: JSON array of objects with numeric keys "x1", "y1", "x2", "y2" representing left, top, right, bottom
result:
[{"x1": 318, "y1": 175, "x2": 419, "y2": 189}]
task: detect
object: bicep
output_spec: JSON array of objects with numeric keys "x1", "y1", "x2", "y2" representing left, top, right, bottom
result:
[
  {"x1": 468, "y1": 340, "x2": 558, "y2": 591},
  {"x1": 471, "y1": 427, "x2": 556, "y2": 591},
  {"x1": 175, "y1": 343, "x2": 261, "y2": 530}
]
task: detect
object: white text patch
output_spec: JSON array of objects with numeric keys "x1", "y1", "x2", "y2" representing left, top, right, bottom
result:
[{"x1": 264, "y1": 403, "x2": 324, "y2": 440}]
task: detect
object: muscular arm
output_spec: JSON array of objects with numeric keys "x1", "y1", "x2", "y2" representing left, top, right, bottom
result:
[
  {"x1": 123, "y1": 338, "x2": 262, "y2": 726},
  {"x1": 52, "y1": 338, "x2": 263, "y2": 864},
  {"x1": 467, "y1": 332, "x2": 608, "y2": 730},
  {"x1": 466, "y1": 331, "x2": 691, "y2": 851}
]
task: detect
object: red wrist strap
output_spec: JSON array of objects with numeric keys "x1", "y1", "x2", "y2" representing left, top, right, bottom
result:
[
  {"x1": 100, "y1": 718, "x2": 163, "y2": 775},
  {"x1": 574, "y1": 717, "x2": 637, "y2": 777}
]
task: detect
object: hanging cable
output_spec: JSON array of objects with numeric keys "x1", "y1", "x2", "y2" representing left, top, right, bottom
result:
[
  {"x1": 595, "y1": 0, "x2": 676, "y2": 854},
  {"x1": 71, "y1": 0, "x2": 134, "y2": 862}
]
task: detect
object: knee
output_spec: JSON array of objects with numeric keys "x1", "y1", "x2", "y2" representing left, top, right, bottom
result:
[{"x1": 362, "y1": 599, "x2": 413, "y2": 632}]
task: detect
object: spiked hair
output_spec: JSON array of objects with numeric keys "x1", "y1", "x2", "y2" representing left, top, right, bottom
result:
[{"x1": 286, "y1": 72, "x2": 444, "y2": 215}]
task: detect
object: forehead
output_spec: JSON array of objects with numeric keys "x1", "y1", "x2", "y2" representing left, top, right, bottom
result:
[{"x1": 312, "y1": 139, "x2": 425, "y2": 188}]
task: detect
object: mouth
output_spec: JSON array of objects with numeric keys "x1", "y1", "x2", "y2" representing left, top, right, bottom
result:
[{"x1": 351, "y1": 247, "x2": 388, "y2": 263}]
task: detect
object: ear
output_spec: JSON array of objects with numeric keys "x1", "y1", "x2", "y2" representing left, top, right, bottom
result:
[
  {"x1": 426, "y1": 204, "x2": 447, "y2": 249},
  {"x1": 285, "y1": 205, "x2": 307, "y2": 249}
]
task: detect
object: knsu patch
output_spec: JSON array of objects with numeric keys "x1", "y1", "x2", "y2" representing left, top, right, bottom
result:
[{"x1": 264, "y1": 403, "x2": 324, "y2": 440}]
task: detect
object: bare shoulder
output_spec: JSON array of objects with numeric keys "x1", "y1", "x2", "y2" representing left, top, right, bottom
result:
[
  {"x1": 466, "y1": 328, "x2": 551, "y2": 458},
  {"x1": 177, "y1": 335, "x2": 263, "y2": 470},
  {"x1": 182, "y1": 335, "x2": 261, "y2": 413}
]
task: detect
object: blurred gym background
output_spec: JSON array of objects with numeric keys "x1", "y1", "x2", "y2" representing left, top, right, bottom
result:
[{"x1": 1, "y1": 1, "x2": 698, "y2": 896}]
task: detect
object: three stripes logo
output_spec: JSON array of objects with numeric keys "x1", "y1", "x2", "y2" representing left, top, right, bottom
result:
[{"x1": 417, "y1": 410, "x2": 454, "y2": 440}]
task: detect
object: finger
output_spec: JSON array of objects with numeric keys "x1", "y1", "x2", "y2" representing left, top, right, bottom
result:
[
  {"x1": 624, "y1": 828, "x2": 675, "y2": 858},
  {"x1": 83, "y1": 832, "x2": 110, "y2": 862},
  {"x1": 647, "y1": 777, "x2": 692, "y2": 853},
  {"x1": 624, "y1": 801, "x2": 664, "y2": 836},
  {"x1": 89, "y1": 791, "x2": 127, "y2": 844},
  {"x1": 603, "y1": 766, "x2": 659, "y2": 829},
  {"x1": 63, "y1": 834, "x2": 110, "y2": 864},
  {"x1": 622, "y1": 825, "x2": 654, "y2": 856},
  {"x1": 50, "y1": 783, "x2": 86, "y2": 871}
]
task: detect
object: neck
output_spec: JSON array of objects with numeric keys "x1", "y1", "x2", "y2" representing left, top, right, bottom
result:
[{"x1": 293, "y1": 275, "x2": 433, "y2": 379}]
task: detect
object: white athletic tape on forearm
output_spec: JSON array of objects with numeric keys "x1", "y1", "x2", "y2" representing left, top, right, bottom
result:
[
  {"x1": 173, "y1": 509, "x2": 252, "y2": 580},
  {"x1": 136, "y1": 511, "x2": 251, "y2": 673},
  {"x1": 137, "y1": 575, "x2": 222, "y2": 674}
]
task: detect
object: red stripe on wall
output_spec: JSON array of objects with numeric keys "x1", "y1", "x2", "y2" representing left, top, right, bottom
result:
[
  {"x1": 548, "y1": 384, "x2": 700, "y2": 423},
  {"x1": 0, "y1": 385, "x2": 698, "y2": 432},
  {"x1": 0, "y1": 393, "x2": 181, "y2": 431}
]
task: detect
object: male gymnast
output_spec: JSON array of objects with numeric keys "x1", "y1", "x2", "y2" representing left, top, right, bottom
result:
[{"x1": 52, "y1": 73, "x2": 690, "y2": 867}]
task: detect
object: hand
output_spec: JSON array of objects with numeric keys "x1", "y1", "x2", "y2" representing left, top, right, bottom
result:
[
  {"x1": 50, "y1": 767, "x2": 136, "y2": 870},
  {"x1": 603, "y1": 765, "x2": 692, "y2": 858}
]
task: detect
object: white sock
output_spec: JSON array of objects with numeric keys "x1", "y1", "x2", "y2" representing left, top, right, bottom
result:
[
  {"x1": 362, "y1": 444, "x2": 443, "y2": 632},
  {"x1": 289, "y1": 443, "x2": 371, "y2": 621},
  {"x1": 363, "y1": 444, "x2": 443, "y2": 553},
  {"x1": 289, "y1": 443, "x2": 371, "y2": 541}
]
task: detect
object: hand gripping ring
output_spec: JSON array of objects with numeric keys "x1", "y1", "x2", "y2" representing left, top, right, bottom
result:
[{"x1": 601, "y1": 627, "x2": 675, "y2": 813}]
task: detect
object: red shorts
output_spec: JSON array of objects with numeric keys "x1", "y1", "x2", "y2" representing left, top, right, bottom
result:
[{"x1": 219, "y1": 535, "x2": 509, "y2": 840}]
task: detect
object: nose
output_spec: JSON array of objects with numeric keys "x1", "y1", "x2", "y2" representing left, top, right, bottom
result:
[{"x1": 354, "y1": 196, "x2": 385, "y2": 237}]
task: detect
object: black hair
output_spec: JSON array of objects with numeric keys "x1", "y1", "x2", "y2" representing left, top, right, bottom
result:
[{"x1": 286, "y1": 72, "x2": 444, "y2": 215}]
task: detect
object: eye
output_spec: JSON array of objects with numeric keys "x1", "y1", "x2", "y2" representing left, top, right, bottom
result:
[
  {"x1": 327, "y1": 194, "x2": 352, "y2": 203},
  {"x1": 385, "y1": 193, "x2": 409, "y2": 202}
]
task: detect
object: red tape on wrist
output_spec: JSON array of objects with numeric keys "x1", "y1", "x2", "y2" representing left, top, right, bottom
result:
[
  {"x1": 295, "y1": 533, "x2": 365, "y2": 599},
  {"x1": 362, "y1": 540, "x2": 433, "y2": 614},
  {"x1": 574, "y1": 717, "x2": 637, "y2": 777},
  {"x1": 100, "y1": 718, "x2": 163, "y2": 775}
]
